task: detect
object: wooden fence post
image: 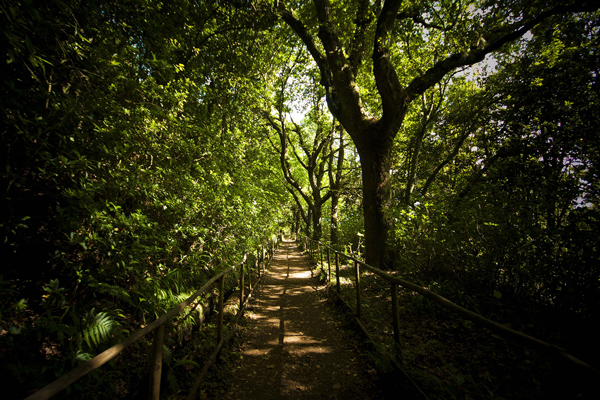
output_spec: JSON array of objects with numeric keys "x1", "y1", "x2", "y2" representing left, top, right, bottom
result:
[
  {"x1": 355, "y1": 260, "x2": 361, "y2": 319},
  {"x1": 257, "y1": 249, "x2": 260, "y2": 278},
  {"x1": 320, "y1": 243, "x2": 324, "y2": 274},
  {"x1": 335, "y1": 252, "x2": 340, "y2": 293},
  {"x1": 327, "y1": 247, "x2": 331, "y2": 283},
  {"x1": 148, "y1": 324, "x2": 165, "y2": 400},
  {"x1": 240, "y1": 260, "x2": 245, "y2": 310},
  {"x1": 248, "y1": 257, "x2": 252, "y2": 292}
]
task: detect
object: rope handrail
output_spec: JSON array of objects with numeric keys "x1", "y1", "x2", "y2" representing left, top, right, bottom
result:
[
  {"x1": 302, "y1": 235, "x2": 600, "y2": 377},
  {"x1": 25, "y1": 237, "x2": 278, "y2": 400}
]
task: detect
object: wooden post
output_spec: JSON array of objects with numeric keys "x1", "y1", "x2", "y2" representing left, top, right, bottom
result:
[
  {"x1": 148, "y1": 324, "x2": 165, "y2": 400},
  {"x1": 354, "y1": 261, "x2": 361, "y2": 319},
  {"x1": 327, "y1": 247, "x2": 331, "y2": 283},
  {"x1": 240, "y1": 261, "x2": 245, "y2": 309},
  {"x1": 257, "y1": 250, "x2": 260, "y2": 278},
  {"x1": 248, "y1": 258, "x2": 252, "y2": 292},
  {"x1": 217, "y1": 275, "x2": 224, "y2": 345},
  {"x1": 320, "y1": 243, "x2": 324, "y2": 273},
  {"x1": 391, "y1": 283, "x2": 401, "y2": 348},
  {"x1": 335, "y1": 252, "x2": 340, "y2": 293}
]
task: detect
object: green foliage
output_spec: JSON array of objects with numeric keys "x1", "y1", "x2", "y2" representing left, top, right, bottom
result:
[
  {"x1": 0, "y1": 0, "x2": 288, "y2": 397},
  {"x1": 388, "y1": 11, "x2": 600, "y2": 318},
  {"x1": 80, "y1": 308, "x2": 120, "y2": 349},
  {"x1": 2, "y1": 0, "x2": 599, "y2": 398},
  {"x1": 89, "y1": 280, "x2": 132, "y2": 305}
]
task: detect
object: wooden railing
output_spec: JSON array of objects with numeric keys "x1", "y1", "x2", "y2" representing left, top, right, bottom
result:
[
  {"x1": 302, "y1": 236, "x2": 600, "y2": 377},
  {"x1": 25, "y1": 237, "x2": 279, "y2": 400}
]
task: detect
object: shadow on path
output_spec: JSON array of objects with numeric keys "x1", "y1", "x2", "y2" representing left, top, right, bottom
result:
[{"x1": 224, "y1": 239, "x2": 386, "y2": 400}]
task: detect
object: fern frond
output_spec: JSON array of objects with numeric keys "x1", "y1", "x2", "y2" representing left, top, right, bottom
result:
[
  {"x1": 82, "y1": 308, "x2": 119, "y2": 348},
  {"x1": 93, "y1": 282, "x2": 132, "y2": 304},
  {"x1": 162, "y1": 344, "x2": 172, "y2": 364},
  {"x1": 74, "y1": 349, "x2": 94, "y2": 362},
  {"x1": 167, "y1": 370, "x2": 178, "y2": 392}
]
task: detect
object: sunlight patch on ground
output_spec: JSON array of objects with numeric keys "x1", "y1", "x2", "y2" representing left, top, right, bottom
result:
[{"x1": 289, "y1": 270, "x2": 312, "y2": 279}]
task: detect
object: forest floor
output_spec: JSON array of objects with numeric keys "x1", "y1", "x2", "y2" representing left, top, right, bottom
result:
[
  {"x1": 328, "y1": 256, "x2": 596, "y2": 400},
  {"x1": 219, "y1": 239, "x2": 390, "y2": 400}
]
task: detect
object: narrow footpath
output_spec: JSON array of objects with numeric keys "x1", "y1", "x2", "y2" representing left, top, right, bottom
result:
[{"x1": 224, "y1": 239, "x2": 387, "y2": 400}]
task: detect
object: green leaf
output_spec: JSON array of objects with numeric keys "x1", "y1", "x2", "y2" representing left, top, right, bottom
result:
[{"x1": 82, "y1": 309, "x2": 119, "y2": 348}]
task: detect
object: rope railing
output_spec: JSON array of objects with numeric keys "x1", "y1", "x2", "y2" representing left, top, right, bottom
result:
[
  {"x1": 302, "y1": 236, "x2": 600, "y2": 378},
  {"x1": 25, "y1": 236, "x2": 279, "y2": 400}
]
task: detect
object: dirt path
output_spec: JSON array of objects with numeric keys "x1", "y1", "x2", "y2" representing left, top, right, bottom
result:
[{"x1": 223, "y1": 239, "x2": 386, "y2": 400}]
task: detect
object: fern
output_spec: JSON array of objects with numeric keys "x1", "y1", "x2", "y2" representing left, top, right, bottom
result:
[
  {"x1": 162, "y1": 344, "x2": 172, "y2": 364},
  {"x1": 92, "y1": 282, "x2": 132, "y2": 305},
  {"x1": 166, "y1": 369, "x2": 179, "y2": 392},
  {"x1": 82, "y1": 308, "x2": 119, "y2": 348},
  {"x1": 74, "y1": 349, "x2": 94, "y2": 362}
]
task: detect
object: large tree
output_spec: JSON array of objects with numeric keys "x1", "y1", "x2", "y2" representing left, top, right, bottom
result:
[{"x1": 275, "y1": 0, "x2": 599, "y2": 268}]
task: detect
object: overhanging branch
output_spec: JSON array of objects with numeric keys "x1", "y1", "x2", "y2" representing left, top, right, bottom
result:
[{"x1": 406, "y1": 3, "x2": 600, "y2": 100}]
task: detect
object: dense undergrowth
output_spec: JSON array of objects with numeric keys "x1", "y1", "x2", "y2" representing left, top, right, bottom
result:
[
  {"x1": 307, "y1": 248, "x2": 597, "y2": 400},
  {"x1": 0, "y1": 1, "x2": 288, "y2": 397}
]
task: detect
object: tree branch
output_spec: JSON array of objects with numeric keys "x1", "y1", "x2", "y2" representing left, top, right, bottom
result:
[
  {"x1": 287, "y1": 129, "x2": 309, "y2": 170},
  {"x1": 275, "y1": 3, "x2": 334, "y2": 101},
  {"x1": 261, "y1": 111, "x2": 312, "y2": 206},
  {"x1": 372, "y1": 0, "x2": 406, "y2": 130},
  {"x1": 278, "y1": 1, "x2": 372, "y2": 139},
  {"x1": 286, "y1": 185, "x2": 309, "y2": 226},
  {"x1": 406, "y1": 2, "x2": 600, "y2": 100},
  {"x1": 348, "y1": 0, "x2": 373, "y2": 75}
]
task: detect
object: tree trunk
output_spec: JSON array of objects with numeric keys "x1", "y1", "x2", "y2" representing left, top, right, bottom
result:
[
  {"x1": 312, "y1": 202, "x2": 323, "y2": 241},
  {"x1": 359, "y1": 140, "x2": 393, "y2": 269},
  {"x1": 329, "y1": 126, "x2": 345, "y2": 249},
  {"x1": 330, "y1": 193, "x2": 340, "y2": 246},
  {"x1": 294, "y1": 207, "x2": 301, "y2": 234},
  {"x1": 306, "y1": 207, "x2": 313, "y2": 238}
]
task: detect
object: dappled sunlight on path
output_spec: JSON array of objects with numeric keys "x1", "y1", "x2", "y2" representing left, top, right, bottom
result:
[{"x1": 223, "y1": 239, "x2": 384, "y2": 400}]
